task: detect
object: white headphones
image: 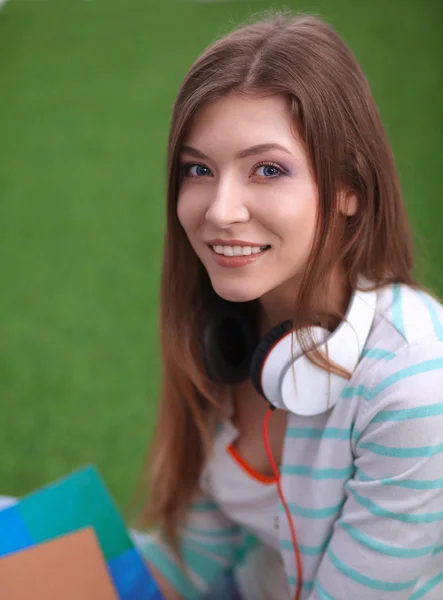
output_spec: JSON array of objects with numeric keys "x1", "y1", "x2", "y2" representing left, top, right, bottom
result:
[
  {"x1": 202, "y1": 287, "x2": 377, "y2": 416},
  {"x1": 256, "y1": 288, "x2": 377, "y2": 415}
]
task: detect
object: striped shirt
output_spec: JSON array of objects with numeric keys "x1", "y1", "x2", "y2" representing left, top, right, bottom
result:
[
  {"x1": 206, "y1": 420, "x2": 290, "y2": 600},
  {"x1": 140, "y1": 283, "x2": 443, "y2": 599}
]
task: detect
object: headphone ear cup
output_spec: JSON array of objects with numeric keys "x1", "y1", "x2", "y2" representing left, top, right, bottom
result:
[
  {"x1": 201, "y1": 298, "x2": 259, "y2": 384},
  {"x1": 250, "y1": 321, "x2": 293, "y2": 397}
]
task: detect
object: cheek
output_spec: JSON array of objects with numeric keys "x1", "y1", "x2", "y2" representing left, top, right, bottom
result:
[
  {"x1": 176, "y1": 195, "x2": 186, "y2": 229},
  {"x1": 270, "y1": 197, "x2": 317, "y2": 241},
  {"x1": 177, "y1": 193, "x2": 195, "y2": 234},
  {"x1": 292, "y1": 184, "x2": 318, "y2": 234},
  {"x1": 177, "y1": 187, "x2": 208, "y2": 235}
]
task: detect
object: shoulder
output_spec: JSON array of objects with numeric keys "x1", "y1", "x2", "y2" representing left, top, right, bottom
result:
[
  {"x1": 354, "y1": 344, "x2": 443, "y2": 438},
  {"x1": 350, "y1": 341, "x2": 443, "y2": 468},
  {"x1": 351, "y1": 283, "x2": 443, "y2": 429},
  {"x1": 368, "y1": 282, "x2": 443, "y2": 349}
]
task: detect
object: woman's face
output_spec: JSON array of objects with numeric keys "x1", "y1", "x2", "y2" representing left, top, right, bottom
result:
[{"x1": 177, "y1": 92, "x2": 318, "y2": 303}]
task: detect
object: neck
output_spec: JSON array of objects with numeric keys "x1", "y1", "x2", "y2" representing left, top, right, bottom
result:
[{"x1": 258, "y1": 266, "x2": 351, "y2": 333}]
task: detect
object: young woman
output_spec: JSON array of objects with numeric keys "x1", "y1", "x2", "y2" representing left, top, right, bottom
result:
[{"x1": 137, "y1": 13, "x2": 443, "y2": 600}]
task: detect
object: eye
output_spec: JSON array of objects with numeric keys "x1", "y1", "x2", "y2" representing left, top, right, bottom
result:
[
  {"x1": 182, "y1": 163, "x2": 213, "y2": 178},
  {"x1": 253, "y1": 162, "x2": 285, "y2": 178}
]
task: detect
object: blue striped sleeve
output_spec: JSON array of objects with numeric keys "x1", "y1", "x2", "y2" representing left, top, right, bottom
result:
[
  {"x1": 138, "y1": 491, "x2": 241, "y2": 598},
  {"x1": 308, "y1": 342, "x2": 443, "y2": 600}
]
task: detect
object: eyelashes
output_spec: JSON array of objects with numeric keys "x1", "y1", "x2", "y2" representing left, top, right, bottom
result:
[
  {"x1": 254, "y1": 161, "x2": 288, "y2": 178},
  {"x1": 180, "y1": 161, "x2": 289, "y2": 179},
  {"x1": 181, "y1": 163, "x2": 213, "y2": 178}
]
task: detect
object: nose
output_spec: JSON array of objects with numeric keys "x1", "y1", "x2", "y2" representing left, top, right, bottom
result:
[{"x1": 205, "y1": 175, "x2": 250, "y2": 228}]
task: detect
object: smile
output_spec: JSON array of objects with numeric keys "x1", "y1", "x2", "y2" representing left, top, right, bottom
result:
[
  {"x1": 208, "y1": 244, "x2": 271, "y2": 269},
  {"x1": 210, "y1": 244, "x2": 270, "y2": 256}
]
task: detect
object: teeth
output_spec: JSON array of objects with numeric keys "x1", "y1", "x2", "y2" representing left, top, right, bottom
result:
[{"x1": 211, "y1": 245, "x2": 268, "y2": 256}]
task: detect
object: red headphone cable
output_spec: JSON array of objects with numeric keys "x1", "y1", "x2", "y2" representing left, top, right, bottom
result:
[{"x1": 263, "y1": 407, "x2": 303, "y2": 600}]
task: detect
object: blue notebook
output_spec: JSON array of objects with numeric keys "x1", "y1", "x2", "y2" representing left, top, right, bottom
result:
[{"x1": 0, "y1": 465, "x2": 163, "y2": 600}]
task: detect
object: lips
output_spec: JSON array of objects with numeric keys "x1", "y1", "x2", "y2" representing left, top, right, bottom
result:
[{"x1": 208, "y1": 244, "x2": 270, "y2": 268}]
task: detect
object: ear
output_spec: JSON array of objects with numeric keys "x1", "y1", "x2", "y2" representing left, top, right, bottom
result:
[{"x1": 338, "y1": 190, "x2": 358, "y2": 217}]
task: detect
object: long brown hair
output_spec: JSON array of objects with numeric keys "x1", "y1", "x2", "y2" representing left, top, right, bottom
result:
[{"x1": 139, "y1": 12, "x2": 416, "y2": 548}]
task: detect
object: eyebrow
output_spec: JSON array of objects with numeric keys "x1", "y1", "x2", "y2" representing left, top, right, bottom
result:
[{"x1": 180, "y1": 143, "x2": 293, "y2": 160}]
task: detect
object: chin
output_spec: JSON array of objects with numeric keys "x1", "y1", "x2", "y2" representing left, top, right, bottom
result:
[{"x1": 209, "y1": 279, "x2": 263, "y2": 303}]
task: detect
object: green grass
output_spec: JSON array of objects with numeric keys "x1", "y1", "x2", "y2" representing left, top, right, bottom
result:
[{"x1": 0, "y1": 0, "x2": 442, "y2": 516}]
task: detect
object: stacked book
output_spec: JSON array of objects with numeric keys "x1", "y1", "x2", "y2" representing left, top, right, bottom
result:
[{"x1": 0, "y1": 465, "x2": 163, "y2": 599}]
